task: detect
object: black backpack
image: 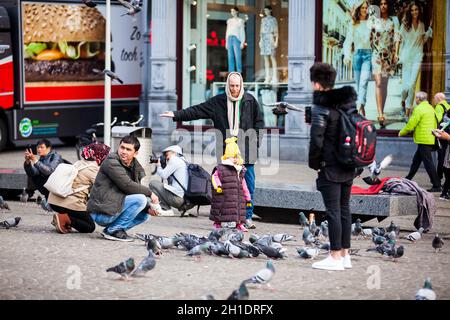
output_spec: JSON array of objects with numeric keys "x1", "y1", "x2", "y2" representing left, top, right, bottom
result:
[
  {"x1": 171, "y1": 161, "x2": 212, "y2": 216},
  {"x1": 337, "y1": 108, "x2": 377, "y2": 169}
]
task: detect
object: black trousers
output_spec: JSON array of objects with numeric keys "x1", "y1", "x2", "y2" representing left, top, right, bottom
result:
[
  {"x1": 437, "y1": 140, "x2": 448, "y2": 180},
  {"x1": 443, "y1": 167, "x2": 450, "y2": 195},
  {"x1": 49, "y1": 204, "x2": 96, "y2": 233},
  {"x1": 406, "y1": 144, "x2": 441, "y2": 188},
  {"x1": 316, "y1": 172, "x2": 353, "y2": 251}
]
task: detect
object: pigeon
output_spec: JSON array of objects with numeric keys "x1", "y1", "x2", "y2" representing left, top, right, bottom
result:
[
  {"x1": 227, "y1": 282, "x2": 249, "y2": 300},
  {"x1": 432, "y1": 234, "x2": 444, "y2": 253},
  {"x1": 364, "y1": 155, "x2": 393, "y2": 185},
  {"x1": 264, "y1": 102, "x2": 304, "y2": 116},
  {"x1": 372, "y1": 235, "x2": 387, "y2": 246},
  {"x1": 249, "y1": 234, "x2": 259, "y2": 244},
  {"x1": 270, "y1": 242, "x2": 284, "y2": 250},
  {"x1": 227, "y1": 230, "x2": 244, "y2": 242},
  {"x1": 256, "y1": 234, "x2": 273, "y2": 247},
  {"x1": 130, "y1": 251, "x2": 156, "y2": 277},
  {"x1": 187, "y1": 242, "x2": 212, "y2": 257},
  {"x1": 404, "y1": 228, "x2": 424, "y2": 242},
  {"x1": 208, "y1": 228, "x2": 226, "y2": 241},
  {"x1": 224, "y1": 240, "x2": 243, "y2": 258},
  {"x1": 20, "y1": 188, "x2": 28, "y2": 204},
  {"x1": 254, "y1": 243, "x2": 286, "y2": 259},
  {"x1": 136, "y1": 234, "x2": 177, "y2": 249},
  {"x1": 146, "y1": 237, "x2": 162, "y2": 256},
  {"x1": 231, "y1": 241, "x2": 260, "y2": 258},
  {"x1": 351, "y1": 219, "x2": 363, "y2": 238},
  {"x1": 372, "y1": 227, "x2": 385, "y2": 236},
  {"x1": 320, "y1": 221, "x2": 329, "y2": 238},
  {"x1": 40, "y1": 198, "x2": 53, "y2": 213},
  {"x1": 81, "y1": 0, "x2": 97, "y2": 7},
  {"x1": 209, "y1": 241, "x2": 229, "y2": 257},
  {"x1": 415, "y1": 278, "x2": 436, "y2": 300},
  {"x1": 36, "y1": 195, "x2": 43, "y2": 206},
  {"x1": 391, "y1": 245, "x2": 404, "y2": 259},
  {"x1": 106, "y1": 258, "x2": 135, "y2": 279},
  {"x1": 362, "y1": 228, "x2": 373, "y2": 237},
  {"x1": 0, "y1": 217, "x2": 21, "y2": 229},
  {"x1": 302, "y1": 227, "x2": 316, "y2": 246},
  {"x1": 118, "y1": 0, "x2": 142, "y2": 16},
  {"x1": 297, "y1": 247, "x2": 320, "y2": 259},
  {"x1": 298, "y1": 212, "x2": 309, "y2": 228},
  {"x1": 244, "y1": 261, "x2": 275, "y2": 288},
  {"x1": 0, "y1": 196, "x2": 11, "y2": 210},
  {"x1": 386, "y1": 221, "x2": 399, "y2": 234},
  {"x1": 272, "y1": 233, "x2": 294, "y2": 243},
  {"x1": 92, "y1": 69, "x2": 124, "y2": 84}
]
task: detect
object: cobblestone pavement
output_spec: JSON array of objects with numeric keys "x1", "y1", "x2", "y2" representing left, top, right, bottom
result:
[{"x1": 1, "y1": 146, "x2": 450, "y2": 300}]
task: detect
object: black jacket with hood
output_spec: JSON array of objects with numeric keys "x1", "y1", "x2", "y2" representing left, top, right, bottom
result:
[
  {"x1": 173, "y1": 92, "x2": 264, "y2": 164},
  {"x1": 308, "y1": 86, "x2": 357, "y2": 183}
]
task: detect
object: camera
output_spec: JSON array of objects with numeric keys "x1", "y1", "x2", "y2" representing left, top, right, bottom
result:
[
  {"x1": 27, "y1": 144, "x2": 37, "y2": 154},
  {"x1": 149, "y1": 154, "x2": 167, "y2": 169}
]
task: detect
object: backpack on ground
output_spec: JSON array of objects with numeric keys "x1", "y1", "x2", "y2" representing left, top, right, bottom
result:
[
  {"x1": 44, "y1": 161, "x2": 90, "y2": 198},
  {"x1": 337, "y1": 108, "x2": 377, "y2": 169},
  {"x1": 171, "y1": 161, "x2": 212, "y2": 216}
]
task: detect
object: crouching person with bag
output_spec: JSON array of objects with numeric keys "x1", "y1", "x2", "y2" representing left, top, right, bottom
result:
[{"x1": 48, "y1": 143, "x2": 110, "y2": 234}]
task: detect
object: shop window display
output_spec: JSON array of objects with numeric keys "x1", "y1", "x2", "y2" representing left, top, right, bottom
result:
[{"x1": 181, "y1": 0, "x2": 289, "y2": 129}]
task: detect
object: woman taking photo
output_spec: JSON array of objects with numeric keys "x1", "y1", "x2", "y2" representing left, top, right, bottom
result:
[
  {"x1": 369, "y1": 0, "x2": 400, "y2": 129},
  {"x1": 399, "y1": 1, "x2": 433, "y2": 120},
  {"x1": 344, "y1": 0, "x2": 371, "y2": 116}
]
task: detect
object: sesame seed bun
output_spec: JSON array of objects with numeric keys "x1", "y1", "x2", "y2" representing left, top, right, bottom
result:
[{"x1": 23, "y1": 3, "x2": 105, "y2": 44}]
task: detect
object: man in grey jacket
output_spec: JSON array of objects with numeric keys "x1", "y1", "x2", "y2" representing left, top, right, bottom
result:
[
  {"x1": 149, "y1": 145, "x2": 189, "y2": 217},
  {"x1": 88, "y1": 135, "x2": 159, "y2": 242},
  {"x1": 24, "y1": 138, "x2": 63, "y2": 198}
]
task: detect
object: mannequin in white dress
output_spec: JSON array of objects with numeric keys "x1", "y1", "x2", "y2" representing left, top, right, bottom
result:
[
  {"x1": 226, "y1": 7, "x2": 246, "y2": 73},
  {"x1": 259, "y1": 6, "x2": 279, "y2": 83}
]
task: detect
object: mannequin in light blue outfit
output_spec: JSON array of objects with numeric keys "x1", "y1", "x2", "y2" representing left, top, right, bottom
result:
[
  {"x1": 343, "y1": 0, "x2": 371, "y2": 116},
  {"x1": 226, "y1": 7, "x2": 246, "y2": 73}
]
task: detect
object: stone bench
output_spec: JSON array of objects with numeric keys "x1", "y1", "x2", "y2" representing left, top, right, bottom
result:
[
  {"x1": 0, "y1": 169, "x2": 28, "y2": 192},
  {"x1": 253, "y1": 182, "x2": 418, "y2": 224}
]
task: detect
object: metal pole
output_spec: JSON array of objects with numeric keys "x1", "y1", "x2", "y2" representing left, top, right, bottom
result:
[
  {"x1": 140, "y1": 0, "x2": 151, "y2": 127},
  {"x1": 104, "y1": 0, "x2": 112, "y2": 147}
]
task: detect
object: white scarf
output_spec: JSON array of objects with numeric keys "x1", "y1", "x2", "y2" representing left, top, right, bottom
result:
[{"x1": 225, "y1": 72, "x2": 245, "y2": 137}]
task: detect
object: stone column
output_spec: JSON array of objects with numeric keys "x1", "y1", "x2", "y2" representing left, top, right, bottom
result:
[
  {"x1": 445, "y1": 0, "x2": 450, "y2": 96},
  {"x1": 284, "y1": 0, "x2": 316, "y2": 136},
  {"x1": 146, "y1": 0, "x2": 178, "y2": 150}
]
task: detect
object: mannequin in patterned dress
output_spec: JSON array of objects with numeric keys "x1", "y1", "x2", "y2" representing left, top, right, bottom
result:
[{"x1": 259, "y1": 6, "x2": 279, "y2": 84}]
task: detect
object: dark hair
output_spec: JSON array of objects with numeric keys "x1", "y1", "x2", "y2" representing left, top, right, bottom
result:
[
  {"x1": 36, "y1": 138, "x2": 52, "y2": 148},
  {"x1": 232, "y1": 6, "x2": 239, "y2": 12},
  {"x1": 264, "y1": 5, "x2": 272, "y2": 11},
  {"x1": 352, "y1": 1, "x2": 370, "y2": 24},
  {"x1": 120, "y1": 135, "x2": 140, "y2": 152},
  {"x1": 310, "y1": 63, "x2": 337, "y2": 89},
  {"x1": 372, "y1": 0, "x2": 395, "y2": 17},
  {"x1": 403, "y1": 1, "x2": 424, "y2": 32}
]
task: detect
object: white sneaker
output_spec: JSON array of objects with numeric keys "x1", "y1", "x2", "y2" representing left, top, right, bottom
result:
[
  {"x1": 342, "y1": 255, "x2": 352, "y2": 269},
  {"x1": 312, "y1": 255, "x2": 345, "y2": 271}
]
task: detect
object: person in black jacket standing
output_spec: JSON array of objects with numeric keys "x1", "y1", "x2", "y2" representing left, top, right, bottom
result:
[
  {"x1": 160, "y1": 72, "x2": 264, "y2": 229},
  {"x1": 308, "y1": 63, "x2": 357, "y2": 271}
]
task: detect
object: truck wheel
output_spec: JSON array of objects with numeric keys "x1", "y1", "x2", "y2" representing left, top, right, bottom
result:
[{"x1": 0, "y1": 118, "x2": 7, "y2": 152}]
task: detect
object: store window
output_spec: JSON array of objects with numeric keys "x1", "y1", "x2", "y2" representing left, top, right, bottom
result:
[
  {"x1": 181, "y1": 0, "x2": 289, "y2": 128},
  {"x1": 322, "y1": 0, "x2": 445, "y2": 132}
]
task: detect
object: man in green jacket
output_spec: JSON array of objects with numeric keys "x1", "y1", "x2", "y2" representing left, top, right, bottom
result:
[
  {"x1": 88, "y1": 135, "x2": 159, "y2": 241},
  {"x1": 399, "y1": 92, "x2": 441, "y2": 192},
  {"x1": 433, "y1": 92, "x2": 450, "y2": 181}
]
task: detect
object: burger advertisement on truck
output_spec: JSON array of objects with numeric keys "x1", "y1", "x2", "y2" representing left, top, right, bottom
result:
[{"x1": 21, "y1": 1, "x2": 142, "y2": 104}]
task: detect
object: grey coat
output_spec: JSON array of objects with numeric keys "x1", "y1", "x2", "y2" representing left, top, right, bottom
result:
[{"x1": 87, "y1": 152, "x2": 153, "y2": 215}]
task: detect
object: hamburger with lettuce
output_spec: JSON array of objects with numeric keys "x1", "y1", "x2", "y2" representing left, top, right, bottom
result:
[{"x1": 23, "y1": 3, "x2": 106, "y2": 82}]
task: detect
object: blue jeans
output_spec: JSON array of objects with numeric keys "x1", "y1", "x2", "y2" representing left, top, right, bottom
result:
[
  {"x1": 90, "y1": 194, "x2": 149, "y2": 233},
  {"x1": 227, "y1": 35, "x2": 242, "y2": 73},
  {"x1": 244, "y1": 164, "x2": 255, "y2": 219},
  {"x1": 353, "y1": 49, "x2": 372, "y2": 107}
]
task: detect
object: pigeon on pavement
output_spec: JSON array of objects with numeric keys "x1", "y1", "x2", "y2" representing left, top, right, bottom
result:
[
  {"x1": 415, "y1": 278, "x2": 436, "y2": 300},
  {"x1": 243, "y1": 261, "x2": 275, "y2": 288},
  {"x1": 20, "y1": 188, "x2": 28, "y2": 204},
  {"x1": 106, "y1": 258, "x2": 135, "y2": 279},
  {"x1": 432, "y1": 234, "x2": 444, "y2": 253},
  {"x1": 227, "y1": 282, "x2": 249, "y2": 300},
  {"x1": 130, "y1": 252, "x2": 156, "y2": 277},
  {"x1": 0, "y1": 217, "x2": 21, "y2": 229},
  {"x1": 404, "y1": 228, "x2": 424, "y2": 242}
]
